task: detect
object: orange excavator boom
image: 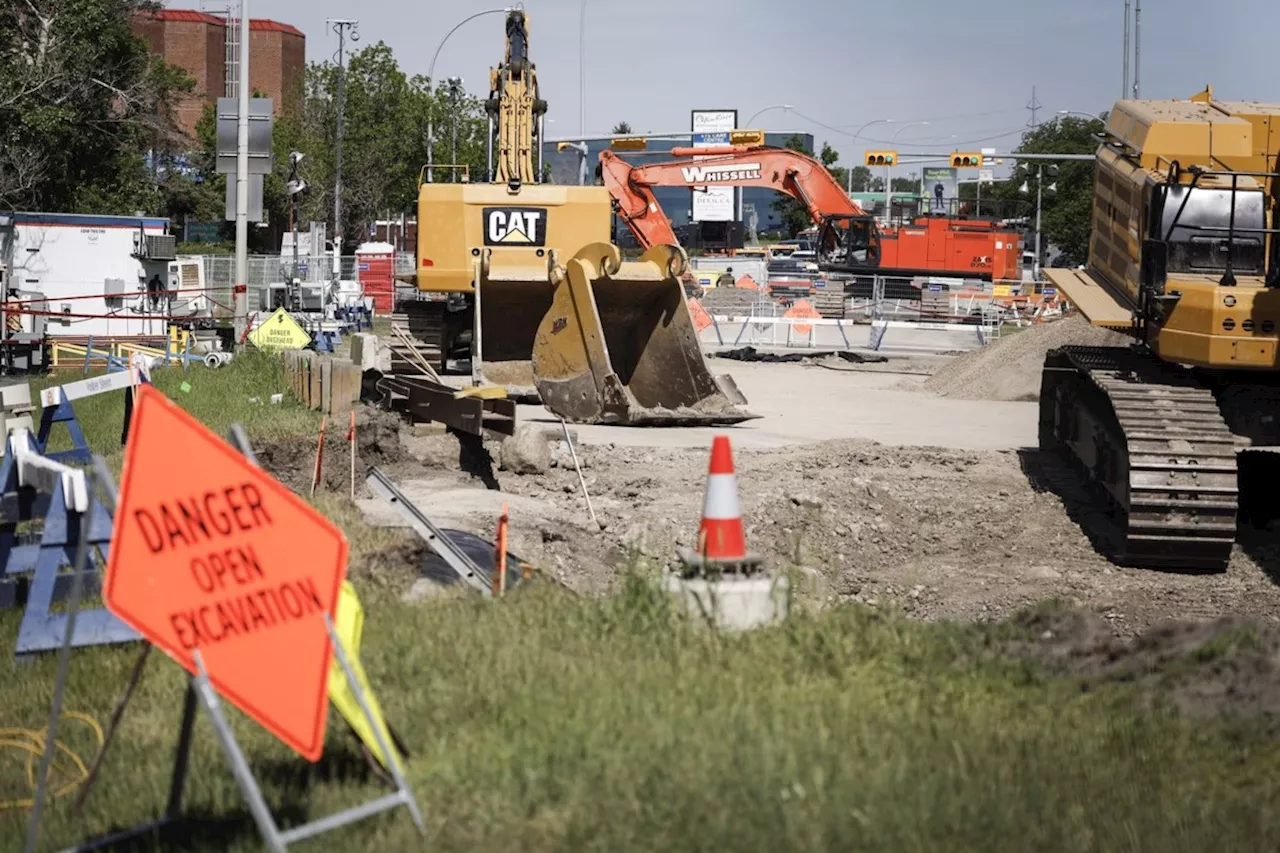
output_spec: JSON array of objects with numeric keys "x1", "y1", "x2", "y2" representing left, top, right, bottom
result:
[{"x1": 599, "y1": 144, "x2": 869, "y2": 251}]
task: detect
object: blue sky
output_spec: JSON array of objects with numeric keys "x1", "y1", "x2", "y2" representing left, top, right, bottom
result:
[{"x1": 224, "y1": 0, "x2": 1275, "y2": 167}]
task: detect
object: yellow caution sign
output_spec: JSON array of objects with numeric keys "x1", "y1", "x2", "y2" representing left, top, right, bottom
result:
[
  {"x1": 328, "y1": 581, "x2": 404, "y2": 771},
  {"x1": 248, "y1": 307, "x2": 312, "y2": 352}
]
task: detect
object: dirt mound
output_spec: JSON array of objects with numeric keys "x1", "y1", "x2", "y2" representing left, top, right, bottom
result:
[
  {"x1": 701, "y1": 286, "x2": 762, "y2": 315},
  {"x1": 918, "y1": 315, "x2": 1131, "y2": 402},
  {"x1": 1009, "y1": 607, "x2": 1280, "y2": 721},
  {"x1": 256, "y1": 404, "x2": 408, "y2": 496}
]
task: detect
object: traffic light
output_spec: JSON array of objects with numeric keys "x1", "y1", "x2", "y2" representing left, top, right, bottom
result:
[
  {"x1": 729, "y1": 129, "x2": 765, "y2": 146},
  {"x1": 865, "y1": 150, "x2": 897, "y2": 167},
  {"x1": 611, "y1": 137, "x2": 647, "y2": 151},
  {"x1": 951, "y1": 152, "x2": 984, "y2": 168}
]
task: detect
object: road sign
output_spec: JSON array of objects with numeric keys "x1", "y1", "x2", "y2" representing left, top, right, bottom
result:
[
  {"x1": 328, "y1": 580, "x2": 401, "y2": 770},
  {"x1": 248, "y1": 307, "x2": 312, "y2": 351},
  {"x1": 103, "y1": 385, "x2": 348, "y2": 760},
  {"x1": 215, "y1": 97, "x2": 274, "y2": 175}
]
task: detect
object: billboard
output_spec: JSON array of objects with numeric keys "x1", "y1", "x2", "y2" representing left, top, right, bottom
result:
[
  {"x1": 690, "y1": 109, "x2": 737, "y2": 222},
  {"x1": 922, "y1": 166, "x2": 958, "y2": 215}
]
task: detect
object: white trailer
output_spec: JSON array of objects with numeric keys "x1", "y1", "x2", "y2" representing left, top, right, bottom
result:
[{"x1": 0, "y1": 212, "x2": 180, "y2": 338}]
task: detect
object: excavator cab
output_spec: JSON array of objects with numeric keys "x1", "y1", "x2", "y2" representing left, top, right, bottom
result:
[
  {"x1": 816, "y1": 213, "x2": 880, "y2": 272},
  {"x1": 407, "y1": 10, "x2": 755, "y2": 427}
]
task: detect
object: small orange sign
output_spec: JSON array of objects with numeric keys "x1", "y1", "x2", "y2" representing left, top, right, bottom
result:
[
  {"x1": 688, "y1": 298, "x2": 713, "y2": 333},
  {"x1": 783, "y1": 299, "x2": 822, "y2": 336},
  {"x1": 103, "y1": 384, "x2": 348, "y2": 761}
]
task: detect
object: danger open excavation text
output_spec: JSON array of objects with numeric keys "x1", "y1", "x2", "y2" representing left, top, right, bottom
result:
[{"x1": 130, "y1": 483, "x2": 323, "y2": 649}]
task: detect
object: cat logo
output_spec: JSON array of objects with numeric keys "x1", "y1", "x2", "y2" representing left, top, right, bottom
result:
[{"x1": 483, "y1": 207, "x2": 547, "y2": 247}]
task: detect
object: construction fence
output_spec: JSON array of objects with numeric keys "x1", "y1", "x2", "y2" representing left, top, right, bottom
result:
[{"x1": 690, "y1": 274, "x2": 1064, "y2": 353}]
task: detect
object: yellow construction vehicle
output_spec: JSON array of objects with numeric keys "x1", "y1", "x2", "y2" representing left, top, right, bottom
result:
[
  {"x1": 1041, "y1": 86, "x2": 1280, "y2": 571},
  {"x1": 402, "y1": 10, "x2": 755, "y2": 426}
]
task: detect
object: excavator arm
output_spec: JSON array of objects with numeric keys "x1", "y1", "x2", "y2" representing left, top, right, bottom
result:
[
  {"x1": 485, "y1": 10, "x2": 547, "y2": 186},
  {"x1": 598, "y1": 145, "x2": 875, "y2": 256}
]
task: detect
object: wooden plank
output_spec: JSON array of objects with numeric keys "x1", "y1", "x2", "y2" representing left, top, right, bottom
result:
[
  {"x1": 322, "y1": 357, "x2": 333, "y2": 414},
  {"x1": 308, "y1": 352, "x2": 320, "y2": 410}
]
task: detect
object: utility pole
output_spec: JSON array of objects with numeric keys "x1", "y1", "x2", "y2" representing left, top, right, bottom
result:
[
  {"x1": 329, "y1": 19, "x2": 359, "y2": 265},
  {"x1": 448, "y1": 76, "x2": 463, "y2": 180},
  {"x1": 232, "y1": 0, "x2": 250, "y2": 346},
  {"x1": 1132, "y1": 0, "x2": 1141, "y2": 98},
  {"x1": 1123, "y1": 0, "x2": 1131, "y2": 98}
]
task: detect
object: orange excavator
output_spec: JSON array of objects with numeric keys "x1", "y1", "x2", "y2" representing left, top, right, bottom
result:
[{"x1": 598, "y1": 144, "x2": 1024, "y2": 281}]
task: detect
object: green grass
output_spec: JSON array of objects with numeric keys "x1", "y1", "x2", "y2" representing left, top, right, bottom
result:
[
  {"x1": 28, "y1": 349, "x2": 322, "y2": 471},
  {"x1": 3, "y1": 578, "x2": 1278, "y2": 852}
]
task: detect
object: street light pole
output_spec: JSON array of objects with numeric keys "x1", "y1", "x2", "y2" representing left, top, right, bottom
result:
[
  {"x1": 426, "y1": 8, "x2": 510, "y2": 184},
  {"x1": 738, "y1": 104, "x2": 792, "y2": 220},
  {"x1": 1057, "y1": 109, "x2": 1103, "y2": 122},
  {"x1": 886, "y1": 121, "x2": 928, "y2": 222},
  {"x1": 847, "y1": 118, "x2": 892, "y2": 195},
  {"x1": 579, "y1": 0, "x2": 587, "y2": 138}
]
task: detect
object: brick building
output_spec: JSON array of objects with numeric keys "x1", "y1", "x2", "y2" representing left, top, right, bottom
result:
[{"x1": 130, "y1": 8, "x2": 305, "y2": 142}]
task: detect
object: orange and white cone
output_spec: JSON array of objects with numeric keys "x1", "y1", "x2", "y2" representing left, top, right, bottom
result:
[{"x1": 690, "y1": 435, "x2": 759, "y2": 572}]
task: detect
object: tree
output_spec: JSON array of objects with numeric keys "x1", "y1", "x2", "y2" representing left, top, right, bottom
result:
[
  {"x1": 612, "y1": 121, "x2": 632, "y2": 135},
  {"x1": 984, "y1": 114, "x2": 1106, "y2": 264},
  {"x1": 235, "y1": 41, "x2": 491, "y2": 253},
  {"x1": 846, "y1": 165, "x2": 872, "y2": 192},
  {"x1": 0, "y1": 0, "x2": 195, "y2": 213}
]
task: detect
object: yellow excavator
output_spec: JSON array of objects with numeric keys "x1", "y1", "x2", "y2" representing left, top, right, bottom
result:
[
  {"x1": 402, "y1": 10, "x2": 755, "y2": 426},
  {"x1": 1041, "y1": 86, "x2": 1280, "y2": 571}
]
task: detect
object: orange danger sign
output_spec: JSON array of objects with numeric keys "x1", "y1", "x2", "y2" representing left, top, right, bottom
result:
[{"x1": 103, "y1": 384, "x2": 348, "y2": 761}]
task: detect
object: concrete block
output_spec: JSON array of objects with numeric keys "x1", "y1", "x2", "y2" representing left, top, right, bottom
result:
[
  {"x1": 662, "y1": 572, "x2": 790, "y2": 631},
  {"x1": 0, "y1": 382, "x2": 32, "y2": 411},
  {"x1": 351, "y1": 333, "x2": 379, "y2": 371}
]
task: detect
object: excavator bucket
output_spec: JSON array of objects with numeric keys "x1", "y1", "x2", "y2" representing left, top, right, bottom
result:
[{"x1": 532, "y1": 243, "x2": 758, "y2": 426}]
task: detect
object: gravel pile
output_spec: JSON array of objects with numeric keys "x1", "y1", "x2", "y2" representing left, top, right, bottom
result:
[
  {"x1": 920, "y1": 315, "x2": 1132, "y2": 402},
  {"x1": 700, "y1": 286, "x2": 762, "y2": 315}
]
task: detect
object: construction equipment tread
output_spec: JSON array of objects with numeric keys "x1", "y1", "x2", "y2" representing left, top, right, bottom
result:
[{"x1": 1039, "y1": 344, "x2": 1238, "y2": 571}]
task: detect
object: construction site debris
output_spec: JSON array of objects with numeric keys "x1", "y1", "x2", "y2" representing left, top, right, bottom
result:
[
  {"x1": 499, "y1": 425, "x2": 553, "y2": 475},
  {"x1": 916, "y1": 315, "x2": 1131, "y2": 402},
  {"x1": 712, "y1": 346, "x2": 887, "y2": 365}
]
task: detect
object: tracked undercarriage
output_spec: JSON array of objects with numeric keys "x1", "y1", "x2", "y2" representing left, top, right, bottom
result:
[{"x1": 1039, "y1": 345, "x2": 1280, "y2": 572}]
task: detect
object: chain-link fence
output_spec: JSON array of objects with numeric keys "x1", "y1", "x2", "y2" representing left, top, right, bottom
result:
[{"x1": 193, "y1": 252, "x2": 417, "y2": 317}]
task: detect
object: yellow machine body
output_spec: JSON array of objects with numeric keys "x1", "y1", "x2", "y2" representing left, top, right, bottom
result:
[
  {"x1": 407, "y1": 10, "x2": 754, "y2": 425},
  {"x1": 1046, "y1": 90, "x2": 1280, "y2": 369}
]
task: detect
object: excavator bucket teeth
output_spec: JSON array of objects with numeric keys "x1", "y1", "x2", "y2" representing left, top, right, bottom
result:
[{"x1": 531, "y1": 243, "x2": 759, "y2": 426}]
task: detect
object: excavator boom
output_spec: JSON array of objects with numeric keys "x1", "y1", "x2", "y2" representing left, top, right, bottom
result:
[
  {"x1": 600, "y1": 145, "x2": 869, "y2": 253},
  {"x1": 600, "y1": 144, "x2": 1024, "y2": 280}
]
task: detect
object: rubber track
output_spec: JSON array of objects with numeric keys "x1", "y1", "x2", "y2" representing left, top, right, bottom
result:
[{"x1": 1044, "y1": 345, "x2": 1239, "y2": 571}]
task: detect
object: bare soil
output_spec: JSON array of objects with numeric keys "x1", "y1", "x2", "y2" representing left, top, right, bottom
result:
[
  {"x1": 255, "y1": 404, "x2": 414, "y2": 496},
  {"x1": 1005, "y1": 608, "x2": 1280, "y2": 723},
  {"x1": 914, "y1": 314, "x2": 1132, "y2": 401},
  {"x1": 353, "y1": 429, "x2": 1280, "y2": 639}
]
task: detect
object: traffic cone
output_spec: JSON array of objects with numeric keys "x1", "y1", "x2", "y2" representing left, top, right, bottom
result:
[{"x1": 696, "y1": 435, "x2": 751, "y2": 564}]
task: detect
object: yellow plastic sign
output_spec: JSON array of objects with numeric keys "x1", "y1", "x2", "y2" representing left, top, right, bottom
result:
[
  {"x1": 328, "y1": 580, "x2": 403, "y2": 770},
  {"x1": 249, "y1": 308, "x2": 312, "y2": 352}
]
